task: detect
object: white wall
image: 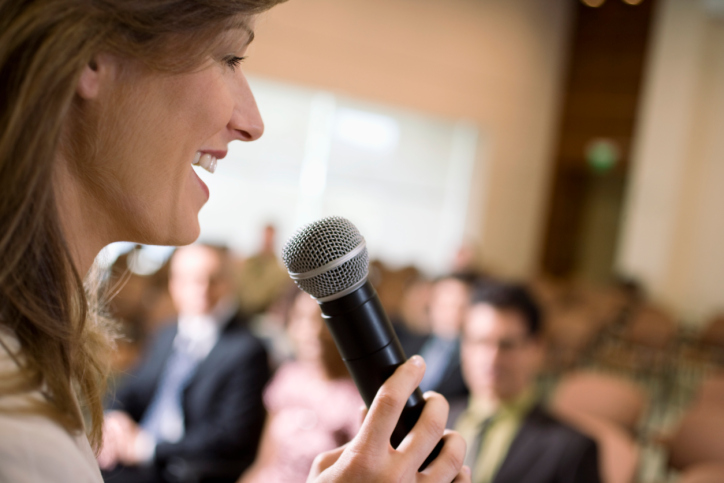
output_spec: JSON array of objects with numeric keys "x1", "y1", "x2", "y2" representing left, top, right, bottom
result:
[
  {"x1": 617, "y1": 0, "x2": 724, "y2": 324},
  {"x1": 245, "y1": 0, "x2": 572, "y2": 277}
]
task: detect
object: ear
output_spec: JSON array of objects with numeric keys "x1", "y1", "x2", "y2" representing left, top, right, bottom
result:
[{"x1": 76, "y1": 53, "x2": 116, "y2": 100}]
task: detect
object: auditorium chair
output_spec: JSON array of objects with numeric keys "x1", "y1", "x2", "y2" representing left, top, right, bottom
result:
[
  {"x1": 550, "y1": 370, "x2": 648, "y2": 435},
  {"x1": 662, "y1": 406, "x2": 724, "y2": 472},
  {"x1": 677, "y1": 463, "x2": 724, "y2": 483}
]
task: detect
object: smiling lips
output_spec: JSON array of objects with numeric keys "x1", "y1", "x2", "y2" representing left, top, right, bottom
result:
[{"x1": 193, "y1": 151, "x2": 218, "y2": 174}]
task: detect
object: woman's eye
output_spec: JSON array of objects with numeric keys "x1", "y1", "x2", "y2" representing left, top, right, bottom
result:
[{"x1": 224, "y1": 56, "x2": 246, "y2": 71}]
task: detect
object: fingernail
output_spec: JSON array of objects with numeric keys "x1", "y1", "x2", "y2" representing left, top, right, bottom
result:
[
  {"x1": 410, "y1": 355, "x2": 424, "y2": 367},
  {"x1": 463, "y1": 465, "x2": 471, "y2": 476}
]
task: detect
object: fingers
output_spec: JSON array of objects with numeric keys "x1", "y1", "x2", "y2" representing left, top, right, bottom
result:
[
  {"x1": 97, "y1": 444, "x2": 117, "y2": 470},
  {"x1": 453, "y1": 466, "x2": 472, "y2": 483},
  {"x1": 97, "y1": 430, "x2": 118, "y2": 470},
  {"x1": 306, "y1": 444, "x2": 347, "y2": 482},
  {"x1": 420, "y1": 430, "x2": 468, "y2": 483},
  {"x1": 396, "y1": 391, "x2": 449, "y2": 468},
  {"x1": 355, "y1": 356, "x2": 426, "y2": 451},
  {"x1": 358, "y1": 405, "x2": 368, "y2": 428}
]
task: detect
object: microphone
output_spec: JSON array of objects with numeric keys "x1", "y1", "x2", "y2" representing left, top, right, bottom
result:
[{"x1": 282, "y1": 216, "x2": 443, "y2": 470}]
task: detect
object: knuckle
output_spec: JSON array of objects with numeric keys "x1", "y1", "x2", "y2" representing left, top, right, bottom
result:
[
  {"x1": 344, "y1": 450, "x2": 380, "y2": 480},
  {"x1": 444, "y1": 433, "x2": 467, "y2": 471},
  {"x1": 422, "y1": 414, "x2": 446, "y2": 442},
  {"x1": 443, "y1": 447, "x2": 465, "y2": 477},
  {"x1": 375, "y1": 387, "x2": 402, "y2": 413},
  {"x1": 387, "y1": 464, "x2": 408, "y2": 483}
]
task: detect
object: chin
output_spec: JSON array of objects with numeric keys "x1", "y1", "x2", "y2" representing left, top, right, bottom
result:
[
  {"x1": 169, "y1": 214, "x2": 202, "y2": 245},
  {"x1": 142, "y1": 219, "x2": 201, "y2": 247}
]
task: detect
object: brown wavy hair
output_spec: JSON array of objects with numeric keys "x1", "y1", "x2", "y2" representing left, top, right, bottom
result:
[{"x1": 0, "y1": 0, "x2": 285, "y2": 451}]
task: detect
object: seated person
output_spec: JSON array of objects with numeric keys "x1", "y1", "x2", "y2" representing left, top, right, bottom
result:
[
  {"x1": 239, "y1": 291, "x2": 363, "y2": 483},
  {"x1": 406, "y1": 274, "x2": 471, "y2": 401},
  {"x1": 451, "y1": 281, "x2": 601, "y2": 483},
  {"x1": 99, "y1": 244, "x2": 270, "y2": 483}
]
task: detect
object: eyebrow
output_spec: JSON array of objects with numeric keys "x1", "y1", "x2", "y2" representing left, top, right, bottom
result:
[
  {"x1": 240, "y1": 23, "x2": 255, "y2": 46},
  {"x1": 244, "y1": 29, "x2": 255, "y2": 46}
]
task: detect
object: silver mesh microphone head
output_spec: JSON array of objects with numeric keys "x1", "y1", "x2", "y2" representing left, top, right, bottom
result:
[{"x1": 282, "y1": 216, "x2": 369, "y2": 302}]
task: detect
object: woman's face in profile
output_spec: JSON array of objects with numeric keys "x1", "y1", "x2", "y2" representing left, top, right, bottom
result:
[
  {"x1": 74, "y1": 24, "x2": 263, "y2": 247},
  {"x1": 288, "y1": 293, "x2": 325, "y2": 363}
]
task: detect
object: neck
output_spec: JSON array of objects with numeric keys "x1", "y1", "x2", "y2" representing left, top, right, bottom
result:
[
  {"x1": 477, "y1": 387, "x2": 531, "y2": 408},
  {"x1": 54, "y1": 155, "x2": 112, "y2": 277}
]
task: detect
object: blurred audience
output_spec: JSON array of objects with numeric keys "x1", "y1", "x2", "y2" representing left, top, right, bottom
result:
[
  {"x1": 235, "y1": 224, "x2": 289, "y2": 317},
  {"x1": 100, "y1": 244, "x2": 270, "y2": 483},
  {"x1": 451, "y1": 281, "x2": 601, "y2": 483},
  {"x1": 107, "y1": 247, "x2": 177, "y2": 372},
  {"x1": 239, "y1": 291, "x2": 362, "y2": 483},
  {"x1": 398, "y1": 277, "x2": 434, "y2": 336},
  {"x1": 404, "y1": 274, "x2": 472, "y2": 400},
  {"x1": 387, "y1": 275, "x2": 432, "y2": 342},
  {"x1": 247, "y1": 282, "x2": 298, "y2": 370},
  {"x1": 98, "y1": 237, "x2": 724, "y2": 483}
]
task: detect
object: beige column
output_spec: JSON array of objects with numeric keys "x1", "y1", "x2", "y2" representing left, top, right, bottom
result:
[{"x1": 617, "y1": 0, "x2": 724, "y2": 323}]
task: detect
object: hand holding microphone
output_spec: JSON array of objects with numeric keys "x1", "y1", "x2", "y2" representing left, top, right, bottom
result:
[{"x1": 282, "y1": 216, "x2": 469, "y2": 482}]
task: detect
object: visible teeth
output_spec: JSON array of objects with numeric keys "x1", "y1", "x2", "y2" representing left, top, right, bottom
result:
[{"x1": 192, "y1": 152, "x2": 217, "y2": 174}]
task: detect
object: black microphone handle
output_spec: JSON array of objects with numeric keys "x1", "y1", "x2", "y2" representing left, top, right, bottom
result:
[{"x1": 319, "y1": 281, "x2": 443, "y2": 470}]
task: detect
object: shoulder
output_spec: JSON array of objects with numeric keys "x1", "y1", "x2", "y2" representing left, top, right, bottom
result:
[
  {"x1": 263, "y1": 362, "x2": 309, "y2": 408},
  {"x1": 0, "y1": 332, "x2": 102, "y2": 482},
  {"x1": 0, "y1": 410, "x2": 102, "y2": 483},
  {"x1": 221, "y1": 316, "x2": 268, "y2": 355},
  {"x1": 525, "y1": 404, "x2": 598, "y2": 451}
]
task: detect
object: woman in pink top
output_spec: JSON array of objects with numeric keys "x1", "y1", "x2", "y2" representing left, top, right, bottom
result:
[{"x1": 241, "y1": 292, "x2": 363, "y2": 483}]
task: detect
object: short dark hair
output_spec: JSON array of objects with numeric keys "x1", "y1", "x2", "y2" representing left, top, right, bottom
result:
[
  {"x1": 469, "y1": 280, "x2": 542, "y2": 337},
  {"x1": 433, "y1": 272, "x2": 477, "y2": 287}
]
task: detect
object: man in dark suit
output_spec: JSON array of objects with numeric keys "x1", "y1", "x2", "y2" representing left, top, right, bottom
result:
[
  {"x1": 99, "y1": 244, "x2": 270, "y2": 483},
  {"x1": 451, "y1": 281, "x2": 600, "y2": 483},
  {"x1": 403, "y1": 274, "x2": 471, "y2": 401}
]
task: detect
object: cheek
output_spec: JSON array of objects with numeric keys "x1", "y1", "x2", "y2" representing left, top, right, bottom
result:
[
  {"x1": 174, "y1": 73, "x2": 234, "y2": 141},
  {"x1": 463, "y1": 350, "x2": 490, "y2": 378}
]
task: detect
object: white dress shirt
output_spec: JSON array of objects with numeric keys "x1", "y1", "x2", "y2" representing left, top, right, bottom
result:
[{"x1": 134, "y1": 300, "x2": 238, "y2": 461}]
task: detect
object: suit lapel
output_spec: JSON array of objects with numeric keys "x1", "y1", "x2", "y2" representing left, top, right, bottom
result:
[
  {"x1": 492, "y1": 404, "x2": 546, "y2": 483},
  {"x1": 147, "y1": 324, "x2": 179, "y2": 387}
]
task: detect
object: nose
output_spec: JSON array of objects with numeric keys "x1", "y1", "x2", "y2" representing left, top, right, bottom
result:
[{"x1": 228, "y1": 72, "x2": 264, "y2": 142}]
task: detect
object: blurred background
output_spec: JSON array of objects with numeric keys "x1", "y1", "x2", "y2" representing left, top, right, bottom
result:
[{"x1": 99, "y1": 0, "x2": 724, "y2": 482}]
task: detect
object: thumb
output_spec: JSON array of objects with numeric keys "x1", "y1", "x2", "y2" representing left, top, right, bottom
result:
[{"x1": 307, "y1": 443, "x2": 348, "y2": 482}]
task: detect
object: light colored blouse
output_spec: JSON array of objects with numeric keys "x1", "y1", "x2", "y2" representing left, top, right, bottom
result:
[
  {"x1": 245, "y1": 361, "x2": 362, "y2": 483},
  {"x1": 0, "y1": 328, "x2": 103, "y2": 483}
]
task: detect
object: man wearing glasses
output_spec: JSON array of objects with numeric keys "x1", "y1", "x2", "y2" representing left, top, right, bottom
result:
[{"x1": 451, "y1": 281, "x2": 601, "y2": 483}]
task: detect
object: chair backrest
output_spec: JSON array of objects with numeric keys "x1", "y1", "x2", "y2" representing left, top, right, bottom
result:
[
  {"x1": 590, "y1": 418, "x2": 639, "y2": 483},
  {"x1": 666, "y1": 407, "x2": 724, "y2": 471},
  {"x1": 550, "y1": 411, "x2": 639, "y2": 483},
  {"x1": 678, "y1": 463, "x2": 724, "y2": 483},
  {"x1": 694, "y1": 373, "x2": 724, "y2": 409},
  {"x1": 625, "y1": 306, "x2": 677, "y2": 349},
  {"x1": 700, "y1": 314, "x2": 724, "y2": 347},
  {"x1": 550, "y1": 370, "x2": 648, "y2": 433},
  {"x1": 544, "y1": 308, "x2": 600, "y2": 370}
]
